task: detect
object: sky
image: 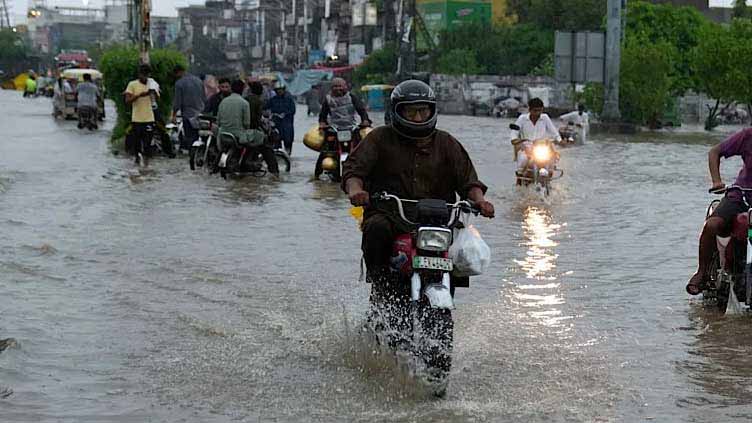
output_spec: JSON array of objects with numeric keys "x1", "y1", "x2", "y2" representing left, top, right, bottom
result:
[
  {"x1": 10, "y1": 0, "x2": 207, "y2": 24},
  {"x1": 9, "y1": 0, "x2": 752, "y2": 25}
]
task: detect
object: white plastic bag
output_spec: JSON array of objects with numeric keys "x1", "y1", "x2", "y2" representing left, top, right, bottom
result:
[{"x1": 449, "y1": 224, "x2": 491, "y2": 277}]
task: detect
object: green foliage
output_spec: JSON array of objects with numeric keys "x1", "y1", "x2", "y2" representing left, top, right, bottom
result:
[
  {"x1": 619, "y1": 40, "x2": 675, "y2": 126},
  {"x1": 727, "y1": 19, "x2": 752, "y2": 117},
  {"x1": 435, "y1": 49, "x2": 485, "y2": 75},
  {"x1": 625, "y1": 0, "x2": 710, "y2": 94},
  {"x1": 507, "y1": 0, "x2": 606, "y2": 30},
  {"x1": 580, "y1": 83, "x2": 604, "y2": 117},
  {"x1": 99, "y1": 46, "x2": 188, "y2": 144},
  {"x1": 691, "y1": 24, "x2": 740, "y2": 130},
  {"x1": 528, "y1": 53, "x2": 554, "y2": 77},
  {"x1": 436, "y1": 22, "x2": 553, "y2": 75},
  {"x1": 352, "y1": 42, "x2": 399, "y2": 87},
  {"x1": 0, "y1": 29, "x2": 28, "y2": 62},
  {"x1": 733, "y1": 0, "x2": 751, "y2": 19}
]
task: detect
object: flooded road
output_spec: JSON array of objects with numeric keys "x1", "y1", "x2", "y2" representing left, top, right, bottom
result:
[{"x1": 2, "y1": 88, "x2": 752, "y2": 422}]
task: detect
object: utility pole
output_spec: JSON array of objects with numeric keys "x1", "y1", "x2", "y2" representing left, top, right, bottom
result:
[
  {"x1": 396, "y1": 0, "x2": 415, "y2": 78},
  {"x1": 135, "y1": 0, "x2": 151, "y2": 65},
  {"x1": 0, "y1": 0, "x2": 11, "y2": 29},
  {"x1": 602, "y1": 0, "x2": 622, "y2": 121},
  {"x1": 303, "y1": 0, "x2": 308, "y2": 67}
]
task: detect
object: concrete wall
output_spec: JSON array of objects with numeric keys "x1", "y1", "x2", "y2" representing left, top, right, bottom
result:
[{"x1": 430, "y1": 74, "x2": 575, "y2": 116}]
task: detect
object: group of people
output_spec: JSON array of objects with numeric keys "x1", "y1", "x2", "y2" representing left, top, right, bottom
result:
[{"x1": 124, "y1": 63, "x2": 299, "y2": 172}]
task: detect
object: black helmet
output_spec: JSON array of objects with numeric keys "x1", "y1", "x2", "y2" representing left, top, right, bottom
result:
[{"x1": 390, "y1": 79, "x2": 437, "y2": 139}]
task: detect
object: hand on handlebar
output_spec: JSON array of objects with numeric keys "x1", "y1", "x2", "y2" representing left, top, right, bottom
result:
[
  {"x1": 709, "y1": 182, "x2": 725, "y2": 193},
  {"x1": 476, "y1": 200, "x2": 495, "y2": 218},
  {"x1": 349, "y1": 189, "x2": 370, "y2": 206}
]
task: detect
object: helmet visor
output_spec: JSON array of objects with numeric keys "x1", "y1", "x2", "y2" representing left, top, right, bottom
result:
[{"x1": 396, "y1": 102, "x2": 436, "y2": 123}]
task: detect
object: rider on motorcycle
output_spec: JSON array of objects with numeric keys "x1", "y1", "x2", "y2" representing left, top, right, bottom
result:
[
  {"x1": 342, "y1": 80, "x2": 495, "y2": 285},
  {"x1": 76, "y1": 73, "x2": 100, "y2": 129},
  {"x1": 512, "y1": 98, "x2": 562, "y2": 172},
  {"x1": 687, "y1": 128, "x2": 752, "y2": 295},
  {"x1": 559, "y1": 103, "x2": 589, "y2": 144},
  {"x1": 318, "y1": 77, "x2": 371, "y2": 130},
  {"x1": 217, "y1": 79, "x2": 279, "y2": 177}
]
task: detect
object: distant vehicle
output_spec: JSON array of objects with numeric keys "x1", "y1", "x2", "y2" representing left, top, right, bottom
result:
[
  {"x1": 53, "y1": 69, "x2": 105, "y2": 121},
  {"x1": 55, "y1": 50, "x2": 93, "y2": 71}
]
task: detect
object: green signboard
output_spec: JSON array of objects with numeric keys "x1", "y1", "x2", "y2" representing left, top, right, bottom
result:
[{"x1": 417, "y1": 0, "x2": 491, "y2": 50}]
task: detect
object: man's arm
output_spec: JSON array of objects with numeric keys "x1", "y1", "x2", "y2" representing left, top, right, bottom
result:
[
  {"x1": 243, "y1": 100, "x2": 251, "y2": 129},
  {"x1": 351, "y1": 93, "x2": 371, "y2": 125},
  {"x1": 449, "y1": 137, "x2": 494, "y2": 218},
  {"x1": 709, "y1": 144, "x2": 723, "y2": 189},
  {"x1": 172, "y1": 81, "x2": 183, "y2": 120},
  {"x1": 318, "y1": 100, "x2": 330, "y2": 126},
  {"x1": 342, "y1": 132, "x2": 380, "y2": 202},
  {"x1": 545, "y1": 115, "x2": 562, "y2": 142}
]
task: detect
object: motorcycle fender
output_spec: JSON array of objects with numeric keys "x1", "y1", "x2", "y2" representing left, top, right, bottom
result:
[
  {"x1": 423, "y1": 273, "x2": 454, "y2": 309},
  {"x1": 219, "y1": 152, "x2": 229, "y2": 168}
]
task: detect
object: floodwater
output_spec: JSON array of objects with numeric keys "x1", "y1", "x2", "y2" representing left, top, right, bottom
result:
[{"x1": 2, "y1": 89, "x2": 752, "y2": 422}]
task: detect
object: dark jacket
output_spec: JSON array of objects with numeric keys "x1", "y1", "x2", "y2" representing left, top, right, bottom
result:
[{"x1": 342, "y1": 126, "x2": 487, "y2": 210}]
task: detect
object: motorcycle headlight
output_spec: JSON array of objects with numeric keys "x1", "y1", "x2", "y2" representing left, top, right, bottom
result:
[
  {"x1": 417, "y1": 228, "x2": 453, "y2": 252},
  {"x1": 532, "y1": 144, "x2": 552, "y2": 162}
]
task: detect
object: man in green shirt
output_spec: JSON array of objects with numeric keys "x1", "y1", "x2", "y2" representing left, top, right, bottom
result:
[{"x1": 217, "y1": 80, "x2": 279, "y2": 176}]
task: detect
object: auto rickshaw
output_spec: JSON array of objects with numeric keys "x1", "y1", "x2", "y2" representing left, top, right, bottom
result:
[{"x1": 54, "y1": 69, "x2": 105, "y2": 120}]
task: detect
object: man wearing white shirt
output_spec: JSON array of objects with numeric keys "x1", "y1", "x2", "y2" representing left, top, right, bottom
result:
[
  {"x1": 559, "y1": 103, "x2": 589, "y2": 144},
  {"x1": 512, "y1": 98, "x2": 561, "y2": 170}
]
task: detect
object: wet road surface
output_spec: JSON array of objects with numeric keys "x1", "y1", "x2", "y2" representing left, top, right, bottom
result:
[{"x1": 2, "y1": 89, "x2": 752, "y2": 422}]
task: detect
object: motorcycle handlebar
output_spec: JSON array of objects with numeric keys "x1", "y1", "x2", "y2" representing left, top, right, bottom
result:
[
  {"x1": 710, "y1": 185, "x2": 752, "y2": 194},
  {"x1": 371, "y1": 192, "x2": 480, "y2": 225}
]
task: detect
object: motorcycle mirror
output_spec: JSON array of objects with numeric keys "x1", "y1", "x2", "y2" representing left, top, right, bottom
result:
[{"x1": 509, "y1": 123, "x2": 520, "y2": 131}]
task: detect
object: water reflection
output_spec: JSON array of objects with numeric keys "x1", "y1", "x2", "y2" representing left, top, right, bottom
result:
[
  {"x1": 677, "y1": 307, "x2": 752, "y2": 410},
  {"x1": 514, "y1": 206, "x2": 561, "y2": 280},
  {"x1": 512, "y1": 206, "x2": 569, "y2": 328}
]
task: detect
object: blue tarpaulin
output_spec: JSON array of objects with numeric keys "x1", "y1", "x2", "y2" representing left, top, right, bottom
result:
[{"x1": 285, "y1": 69, "x2": 333, "y2": 96}]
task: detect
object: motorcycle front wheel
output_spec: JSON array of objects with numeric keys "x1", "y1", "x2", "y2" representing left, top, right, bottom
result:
[
  {"x1": 415, "y1": 302, "x2": 454, "y2": 397},
  {"x1": 275, "y1": 150, "x2": 291, "y2": 173}
]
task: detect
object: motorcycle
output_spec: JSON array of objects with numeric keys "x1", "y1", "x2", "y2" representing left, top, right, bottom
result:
[
  {"x1": 188, "y1": 115, "x2": 219, "y2": 172},
  {"x1": 77, "y1": 106, "x2": 98, "y2": 130},
  {"x1": 216, "y1": 130, "x2": 291, "y2": 179},
  {"x1": 510, "y1": 123, "x2": 563, "y2": 196},
  {"x1": 703, "y1": 186, "x2": 752, "y2": 312},
  {"x1": 557, "y1": 121, "x2": 579, "y2": 146},
  {"x1": 367, "y1": 192, "x2": 481, "y2": 396},
  {"x1": 315, "y1": 124, "x2": 370, "y2": 182}
]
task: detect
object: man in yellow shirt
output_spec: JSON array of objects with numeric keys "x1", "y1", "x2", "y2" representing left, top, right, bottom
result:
[{"x1": 125, "y1": 65, "x2": 158, "y2": 164}]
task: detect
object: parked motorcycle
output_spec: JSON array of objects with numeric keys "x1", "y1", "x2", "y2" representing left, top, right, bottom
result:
[
  {"x1": 703, "y1": 186, "x2": 752, "y2": 312},
  {"x1": 77, "y1": 106, "x2": 98, "y2": 130},
  {"x1": 367, "y1": 192, "x2": 481, "y2": 396},
  {"x1": 315, "y1": 124, "x2": 371, "y2": 182},
  {"x1": 510, "y1": 123, "x2": 563, "y2": 196},
  {"x1": 188, "y1": 115, "x2": 218, "y2": 172}
]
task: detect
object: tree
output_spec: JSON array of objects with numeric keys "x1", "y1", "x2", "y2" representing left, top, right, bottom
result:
[
  {"x1": 0, "y1": 29, "x2": 28, "y2": 62},
  {"x1": 352, "y1": 42, "x2": 398, "y2": 87},
  {"x1": 435, "y1": 49, "x2": 484, "y2": 75},
  {"x1": 99, "y1": 46, "x2": 188, "y2": 145},
  {"x1": 624, "y1": 1, "x2": 710, "y2": 95},
  {"x1": 691, "y1": 24, "x2": 739, "y2": 130},
  {"x1": 437, "y1": 22, "x2": 553, "y2": 75},
  {"x1": 619, "y1": 39, "x2": 675, "y2": 127},
  {"x1": 507, "y1": 0, "x2": 606, "y2": 30},
  {"x1": 733, "y1": 0, "x2": 750, "y2": 19},
  {"x1": 728, "y1": 19, "x2": 752, "y2": 122}
]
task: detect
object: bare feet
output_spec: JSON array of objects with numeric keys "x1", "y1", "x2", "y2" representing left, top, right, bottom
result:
[{"x1": 686, "y1": 272, "x2": 704, "y2": 295}]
